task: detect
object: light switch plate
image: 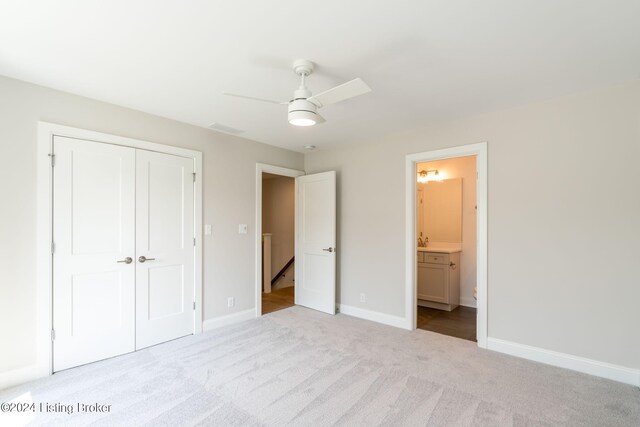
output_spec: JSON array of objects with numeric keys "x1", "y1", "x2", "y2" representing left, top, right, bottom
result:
[
  {"x1": 205, "y1": 224, "x2": 212, "y2": 235},
  {"x1": 238, "y1": 224, "x2": 248, "y2": 234}
]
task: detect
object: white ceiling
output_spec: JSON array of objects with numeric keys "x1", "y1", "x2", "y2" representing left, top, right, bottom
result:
[{"x1": 1, "y1": 1, "x2": 639, "y2": 152}]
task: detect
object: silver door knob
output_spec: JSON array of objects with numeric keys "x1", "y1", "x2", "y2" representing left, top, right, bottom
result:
[
  {"x1": 138, "y1": 256, "x2": 156, "y2": 263},
  {"x1": 117, "y1": 257, "x2": 133, "y2": 264},
  {"x1": 322, "y1": 247, "x2": 334, "y2": 253}
]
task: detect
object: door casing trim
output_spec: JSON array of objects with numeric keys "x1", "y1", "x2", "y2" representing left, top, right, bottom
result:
[
  {"x1": 405, "y1": 142, "x2": 488, "y2": 348},
  {"x1": 37, "y1": 122, "x2": 204, "y2": 377}
]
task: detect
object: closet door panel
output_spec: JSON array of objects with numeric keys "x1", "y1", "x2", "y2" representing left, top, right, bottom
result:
[
  {"x1": 135, "y1": 150, "x2": 195, "y2": 349},
  {"x1": 52, "y1": 136, "x2": 136, "y2": 371}
]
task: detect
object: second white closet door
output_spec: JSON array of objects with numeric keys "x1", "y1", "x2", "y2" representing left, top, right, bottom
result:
[{"x1": 135, "y1": 150, "x2": 195, "y2": 349}]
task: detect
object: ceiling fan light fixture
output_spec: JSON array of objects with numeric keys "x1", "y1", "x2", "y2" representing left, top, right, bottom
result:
[
  {"x1": 288, "y1": 99, "x2": 318, "y2": 126},
  {"x1": 288, "y1": 110, "x2": 317, "y2": 126},
  {"x1": 223, "y1": 59, "x2": 371, "y2": 127}
]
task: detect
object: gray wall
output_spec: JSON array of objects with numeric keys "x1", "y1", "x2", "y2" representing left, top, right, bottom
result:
[
  {"x1": 2, "y1": 73, "x2": 638, "y2": 381},
  {"x1": 0, "y1": 76, "x2": 303, "y2": 374},
  {"x1": 305, "y1": 80, "x2": 640, "y2": 369}
]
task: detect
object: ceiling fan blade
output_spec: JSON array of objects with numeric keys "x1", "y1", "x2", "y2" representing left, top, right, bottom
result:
[
  {"x1": 315, "y1": 113, "x2": 326, "y2": 124},
  {"x1": 307, "y1": 78, "x2": 371, "y2": 108},
  {"x1": 222, "y1": 92, "x2": 288, "y2": 105}
]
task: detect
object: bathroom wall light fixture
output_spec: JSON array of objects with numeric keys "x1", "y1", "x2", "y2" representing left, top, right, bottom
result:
[{"x1": 417, "y1": 169, "x2": 441, "y2": 183}]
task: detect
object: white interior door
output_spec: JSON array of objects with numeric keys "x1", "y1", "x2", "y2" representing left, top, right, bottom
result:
[
  {"x1": 53, "y1": 136, "x2": 136, "y2": 371},
  {"x1": 135, "y1": 150, "x2": 195, "y2": 349},
  {"x1": 295, "y1": 171, "x2": 336, "y2": 314}
]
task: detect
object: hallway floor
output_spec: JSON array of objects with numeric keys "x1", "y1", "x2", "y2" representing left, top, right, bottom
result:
[
  {"x1": 262, "y1": 286, "x2": 294, "y2": 314},
  {"x1": 417, "y1": 305, "x2": 477, "y2": 342}
]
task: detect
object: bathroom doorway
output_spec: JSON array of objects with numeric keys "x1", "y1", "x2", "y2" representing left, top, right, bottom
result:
[
  {"x1": 405, "y1": 143, "x2": 488, "y2": 348},
  {"x1": 255, "y1": 164, "x2": 305, "y2": 316},
  {"x1": 416, "y1": 156, "x2": 477, "y2": 341}
]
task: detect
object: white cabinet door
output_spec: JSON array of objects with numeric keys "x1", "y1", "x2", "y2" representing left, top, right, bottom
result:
[
  {"x1": 53, "y1": 137, "x2": 136, "y2": 371},
  {"x1": 417, "y1": 263, "x2": 449, "y2": 303},
  {"x1": 135, "y1": 150, "x2": 195, "y2": 349},
  {"x1": 295, "y1": 171, "x2": 336, "y2": 314}
]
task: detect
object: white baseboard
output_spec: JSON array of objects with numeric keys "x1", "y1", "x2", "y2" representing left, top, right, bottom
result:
[
  {"x1": 0, "y1": 364, "x2": 45, "y2": 391},
  {"x1": 459, "y1": 297, "x2": 477, "y2": 308},
  {"x1": 338, "y1": 304, "x2": 409, "y2": 330},
  {"x1": 202, "y1": 308, "x2": 256, "y2": 332},
  {"x1": 487, "y1": 337, "x2": 640, "y2": 387}
]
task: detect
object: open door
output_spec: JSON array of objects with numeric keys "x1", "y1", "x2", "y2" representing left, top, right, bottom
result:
[{"x1": 295, "y1": 171, "x2": 336, "y2": 314}]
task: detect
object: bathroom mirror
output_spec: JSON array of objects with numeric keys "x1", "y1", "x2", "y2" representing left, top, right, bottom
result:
[{"x1": 417, "y1": 178, "x2": 462, "y2": 243}]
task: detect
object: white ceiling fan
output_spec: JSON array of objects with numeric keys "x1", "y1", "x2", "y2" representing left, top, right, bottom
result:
[{"x1": 223, "y1": 59, "x2": 371, "y2": 126}]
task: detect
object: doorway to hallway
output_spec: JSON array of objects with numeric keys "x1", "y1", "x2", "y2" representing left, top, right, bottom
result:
[
  {"x1": 261, "y1": 172, "x2": 296, "y2": 314},
  {"x1": 255, "y1": 163, "x2": 337, "y2": 317}
]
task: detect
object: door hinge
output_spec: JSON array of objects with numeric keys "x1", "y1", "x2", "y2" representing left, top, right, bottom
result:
[
  {"x1": 48, "y1": 153, "x2": 55, "y2": 167},
  {"x1": 51, "y1": 241, "x2": 55, "y2": 254},
  {"x1": 51, "y1": 329, "x2": 56, "y2": 341},
  {"x1": 193, "y1": 172, "x2": 196, "y2": 182},
  {"x1": 193, "y1": 237, "x2": 196, "y2": 247},
  {"x1": 193, "y1": 301, "x2": 196, "y2": 310}
]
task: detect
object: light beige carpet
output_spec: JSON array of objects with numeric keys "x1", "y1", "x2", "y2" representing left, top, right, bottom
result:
[{"x1": 1, "y1": 306, "x2": 638, "y2": 426}]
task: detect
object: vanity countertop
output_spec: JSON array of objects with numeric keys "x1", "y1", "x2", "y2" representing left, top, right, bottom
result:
[{"x1": 418, "y1": 246, "x2": 462, "y2": 253}]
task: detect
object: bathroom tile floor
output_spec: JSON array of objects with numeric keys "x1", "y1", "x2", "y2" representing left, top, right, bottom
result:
[{"x1": 417, "y1": 305, "x2": 477, "y2": 342}]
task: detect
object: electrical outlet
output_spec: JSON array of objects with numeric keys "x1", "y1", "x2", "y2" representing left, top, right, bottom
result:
[
  {"x1": 360, "y1": 293, "x2": 366, "y2": 303},
  {"x1": 205, "y1": 224, "x2": 212, "y2": 235},
  {"x1": 227, "y1": 297, "x2": 235, "y2": 308}
]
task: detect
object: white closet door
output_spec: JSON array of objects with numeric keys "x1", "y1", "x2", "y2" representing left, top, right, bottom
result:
[
  {"x1": 135, "y1": 150, "x2": 195, "y2": 349},
  {"x1": 295, "y1": 171, "x2": 336, "y2": 314},
  {"x1": 53, "y1": 136, "x2": 136, "y2": 372}
]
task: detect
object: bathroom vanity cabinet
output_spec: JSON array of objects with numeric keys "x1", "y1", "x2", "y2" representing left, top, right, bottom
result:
[{"x1": 417, "y1": 250, "x2": 461, "y2": 311}]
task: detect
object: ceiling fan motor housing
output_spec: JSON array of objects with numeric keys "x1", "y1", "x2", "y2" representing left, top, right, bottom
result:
[
  {"x1": 288, "y1": 97, "x2": 316, "y2": 114},
  {"x1": 288, "y1": 98, "x2": 318, "y2": 126}
]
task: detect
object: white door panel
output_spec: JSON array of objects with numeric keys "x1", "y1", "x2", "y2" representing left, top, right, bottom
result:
[
  {"x1": 53, "y1": 136, "x2": 136, "y2": 371},
  {"x1": 135, "y1": 150, "x2": 195, "y2": 349},
  {"x1": 295, "y1": 171, "x2": 336, "y2": 314},
  {"x1": 53, "y1": 137, "x2": 196, "y2": 370}
]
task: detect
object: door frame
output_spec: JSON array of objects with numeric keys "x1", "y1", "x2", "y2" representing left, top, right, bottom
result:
[
  {"x1": 36, "y1": 122, "x2": 204, "y2": 377},
  {"x1": 255, "y1": 163, "x2": 305, "y2": 316},
  {"x1": 405, "y1": 142, "x2": 488, "y2": 348}
]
